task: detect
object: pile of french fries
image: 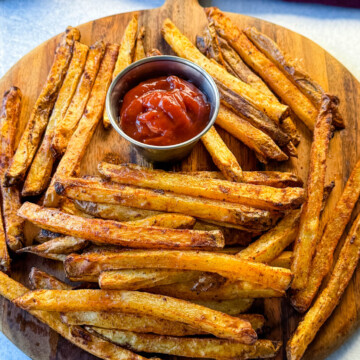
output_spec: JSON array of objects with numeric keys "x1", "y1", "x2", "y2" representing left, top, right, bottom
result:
[{"x1": 0, "y1": 6, "x2": 359, "y2": 360}]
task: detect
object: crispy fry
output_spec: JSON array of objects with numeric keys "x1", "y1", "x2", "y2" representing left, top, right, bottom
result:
[
  {"x1": 57, "y1": 176, "x2": 278, "y2": 230},
  {"x1": 18, "y1": 202, "x2": 224, "y2": 250},
  {"x1": 282, "y1": 115, "x2": 301, "y2": 145},
  {"x1": 98, "y1": 162, "x2": 305, "y2": 210},
  {"x1": 0, "y1": 87, "x2": 24, "y2": 253},
  {"x1": 192, "y1": 298, "x2": 254, "y2": 315},
  {"x1": 29, "y1": 267, "x2": 72, "y2": 290},
  {"x1": 291, "y1": 95, "x2": 334, "y2": 290},
  {"x1": 0, "y1": 209, "x2": 10, "y2": 271},
  {"x1": 291, "y1": 159, "x2": 360, "y2": 312},
  {"x1": 206, "y1": 7, "x2": 317, "y2": 130},
  {"x1": 162, "y1": 18, "x2": 288, "y2": 122},
  {"x1": 201, "y1": 126, "x2": 243, "y2": 181},
  {"x1": 3, "y1": 27, "x2": 79, "y2": 186},
  {"x1": 22, "y1": 42, "x2": 89, "y2": 196},
  {"x1": 103, "y1": 15, "x2": 137, "y2": 128},
  {"x1": 127, "y1": 213, "x2": 195, "y2": 229},
  {"x1": 89, "y1": 328, "x2": 280, "y2": 359},
  {"x1": 14, "y1": 289, "x2": 257, "y2": 343},
  {"x1": 43, "y1": 43, "x2": 119, "y2": 207},
  {"x1": 51, "y1": 41, "x2": 105, "y2": 156},
  {"x1": 35, "y1": 229, "x2": 62, "y2": 243},
  {"x1": 287, "y1": 212, "x2": 360, "y2": 360},
  {"x1": 134, "y1": 26, "x2": 146, "y2": 62},
  {"x1": 59, "y1": 197, "x2": 93, "y2": 217},
  {"x1": 270, "y1": 251, "x2": 292, "y2": 269},
  {"x1": 64, "y1": 250, "x2": 292, "y2": 291}
]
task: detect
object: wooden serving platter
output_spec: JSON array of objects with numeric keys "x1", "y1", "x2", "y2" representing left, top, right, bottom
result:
[{"x1": 0, "y1": 0, "x2": 359, "y2": 359}]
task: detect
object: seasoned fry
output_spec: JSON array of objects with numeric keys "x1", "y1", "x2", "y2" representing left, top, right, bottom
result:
[
  {"x1": 57, "y1": 176, "x2": 279, "y2": 230},
  {"x1": 18, "y1": 202, "x2": 225, "y2": 250},
  {"x1": 270, "y1": 251, "x2": 292, "y2": 269},
  {"x1": 23, "y1": 42, "x2": 89, "y2": 196},
  {"x1": 35, "y1": 229, "x2": 62, "y2": 243},
  {"x1": 29, "y1": 267, "x2": 72, "y2": 290},
  {"x1": 0, "y1": 271, "x2": 149, "y2": 360},
  {"x1": 162, "y1": 18, "x2": 288, "y2": 122},
  {"x1": 64, "y1": 250, "x2": 292, "y2": 291},
  {"x1": 59, "y1": 197, "x2": 93, "y2": 217},
  {"x1": 14, "y1": 289, "x2": 257, "y2": 343},
  {"x1": 134, "y1": 26, "x2": 146, "y2": 62},
  {"x1": 206, "y1": 7, "x2": 317, "y2": 130},
  {"x1": 3, "y1": 27, "x2": 79, "y2": 186},
  {"x1": 98, "y1": 162, "x2": 305, "y2": 210},
  {"x1": 127, "y1": 213, "x2": 195, "y2": 229},
  {"x1": 0, "y1": 209, "x2": 10, "y2": 271},
  {"x1": 0, "y1": 87, "x2": 24, "y2": 253},
  {"x1": 291, "y1": 159, "x2": 360, "y2": 312},
  {"x1": 89, "y1": 328, "x2": 280, "y2": 359},
  {"x1": 287, "y1": 212, "x2": 360, "y2": 360},
  {"x1": 51, "y1": 41, "x2": 105, "y2": 156},
  {"x1": 192, "y1": 298, "x2": 254, "y2": 315},
  {"x1": 201, "y1": 126, "x2": 243, "y2": 181},
  {"x1": 103, "y1": 15, "x2": 137, "y2": 128},
  {"x1": 43, "y1": 43, "x2": 119, "y2": 207},
  {"x1": 291, "y1": 95, "x2": 334, "y2": 290}
]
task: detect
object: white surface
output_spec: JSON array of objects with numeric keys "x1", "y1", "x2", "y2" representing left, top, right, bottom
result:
[{"x1": 0, "y1": 0, "x2": 359, "y2": 359}]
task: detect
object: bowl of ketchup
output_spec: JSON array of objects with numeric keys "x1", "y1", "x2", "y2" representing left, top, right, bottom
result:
[{"x1": 106, "y1": 55, "x2": 219, "y2": 162}]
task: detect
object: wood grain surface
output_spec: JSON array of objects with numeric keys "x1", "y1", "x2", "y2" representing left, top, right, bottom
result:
[{"x1": 0, "y1": 0, "x2": 359, "y2": 359}]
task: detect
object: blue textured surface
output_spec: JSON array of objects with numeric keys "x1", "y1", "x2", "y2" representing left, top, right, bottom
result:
[{"x1": 0, "y1": 1, "x2": 359, "y2": 359}]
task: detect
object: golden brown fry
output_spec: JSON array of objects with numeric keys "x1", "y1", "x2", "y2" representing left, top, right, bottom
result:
[
  {"x1": 270, "y1": 251, "x2": 292, "y2": 269},
  {"x1": 35, "y1": 229, "x2": 62, "y2": 243},
  {"x1": 14, "y1": 289, "x2": 257, "y2": 343},
  {"x1": 43, "y1": 43, "x2": 119, "y2": 207},
  {"x1": 23, "y1": 42, "x2": 89, "y2": 196},
  {"x1": 0, "y1": 87, "x2": 24, "y2": 253},
  {"x1": 29, "y1": 267, "x2": 72, "y2": 290},
  {"x1": 291, "y1": 95, "x2": 334, "y2": 290},
  {"x1": 51, "y1": 41, "x2": 105, "y2": 156},
  {"x1": 291, "y1": 159, "x2": 360, "y2": 312},
  {"x1": 134, "y1": 26, "x2": 146, "y2": 62},
  {"x1": 162, "y1": 18, "x2": 288, "y2": 122},
  {"x1": 64, "y1": 250, "x2": 291, "y2": 291},
  {"x1": 89, "y1": 328, "x2": 280, "y2": 359},
  {"x1": 206, "y1": 7, "x2": 317, "y2": 130},
  {"x1": 281, "y1": 115, "x2": 301, "y2": 145},
  {"x1": 193, "y1": 298, "x2": 254, "y2": 315},
  {"x1": 201, "y1": 126, "x2": 243, "y2": 181},
  {"x1": 287, "y1": 212, "x2": 360, "y2": 360},
  {"x1": 18, "y1": 202, "x2": 224, "y2": 250},
  {"x1": 127, "y1": 213, "x2": 195, "y2": 229},
  {"x1": 4, "y1": 27, "x2": 79, "y2": 186},
  {"x1": 103, "y1": 15, "x2": 137, "y2": 128},
  {"x1": 146, "y1": 48, "x2": 162, "y2": 57},
  {"x1": 0, "y1": 209, "x2": 10, "y2": 271},
  {"x1": 98, "y1": 162, "x2": 305, "y2": 210},
  {"x1": 59, "y1": 197, "x2": 93, "y2": 217}
]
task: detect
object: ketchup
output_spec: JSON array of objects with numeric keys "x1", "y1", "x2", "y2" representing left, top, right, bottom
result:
[{"x1": 119, "y1": 75, "x2": 211, "y2": 146}]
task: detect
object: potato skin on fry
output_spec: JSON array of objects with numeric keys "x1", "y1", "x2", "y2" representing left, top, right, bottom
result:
[{"x1": 29, "y1": 267, "x2": 73, "y2": 290}]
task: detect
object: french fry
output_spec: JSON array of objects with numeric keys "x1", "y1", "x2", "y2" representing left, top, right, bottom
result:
[
  {"x1": 22, "y1": 42, "x2": 89, "y2": 196},
  {"x1": 35, "y1": 229, "x2": 62, "y2": 244},
  {"x1": 29, "y1": 267, "x2": 72, "y2": 290},
  {"x1": 64, "y1": 250, "x2": 292, "y2": 291},
  {"x1": 59, "y1": 197, "x2": 93, "y2": 217},
  {"x1": 287, "y1": 212, "x2": 360, "y2": 360},
  {"x1": 126, "y1": 213, "x2": 196, "y2": 229},
  {"x1": 162, "y1": 18, "x2": 288, "y2": 122},
  {"x1": 134, "y1": 26, "x2": 146, "y2": 62},
  {"x1": 291, "y1": 95, "x2": 334, "y2": 290},
  {"x1": 0, "y1": 209, "x2": 10, "y2": 271},
  {"x1": 0, "y1": 87, "x2": 24, "y2": 253},
  {"x1": 201, "y1": 126, "x2": 243, "y2": 181},
  {"x1": 0, "y1": 271, "x2": 149, "y2": 360},
  {"x1": 146, "y1": 48, "x2": 162, "y2": 57},
  {"x1": 56, "y1": 176, "x2": 279, "y2": 230},
  {"x1": 14, "y1": 289, "x2": 258, "y2": 343},
  {"x1": 270, "y1": 251, "x2": 292, "y2": 269},
  {"x1": 98, "y1": 162, "x2": 305, "y2": 210},
  {"x1": 103, "y1": 15, "x2": 137, "y2": 128},
  {"x1": 18, "y1": 202, "x2": 225, "y2": 250},
  {"x1": 192, "y1": 297, "x2": 254, "y2": 315},
  {"x1": 3, "y1": 27, "x2": 80, "y2": 186},
  {"x1": 51, "y1": 41, "x2": 105, "y2": 156},
  {"x1": 89, "y1": 328, "x2": 281, "y2": 359},
  {"x1": 43, "y1": 43, "x2": 119, "y2": 207},
  {"x1": 291, "y1": 159, "x2": 360, "y2": 312},
  {"x1": 206, "y1": 7, "x2": 318, "y2": 131}
]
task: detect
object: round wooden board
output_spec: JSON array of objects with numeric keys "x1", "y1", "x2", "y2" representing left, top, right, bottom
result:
[{"x1": 0, "y1": 0, "x2": 359, "y2": 359}]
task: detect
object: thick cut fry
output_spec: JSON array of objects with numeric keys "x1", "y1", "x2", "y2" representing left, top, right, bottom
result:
[
  {"x1": 29, "y1": 267, "x2": 72, "y2": 290},
  {"x1": 162, "y1": 18, "x2": 288, "y2": 122},
  {"x1": 201, "y1": 126, "x2": 243, "y2": 181},
  {"x1": 291, "y1": 159, "x2": 360, "y2": 312},
  {"x1": 51, "y1": 41, "x2": 105, "y2": 156},
  {"x1": 134, "y1": 26, "x2": 146, "y2": 62},
  {"x1": 291, "y1": 96, "x2": 334, "y2": 290},
  {"x1": 0, "y1": 209, "x2": 10, "y2": 271},
  {"x1": 23, "y1": 42, "x2": 89, "y2": 196},
  {"x1": 98, "y1": 162, "x2": 305, "y2": 211},
  {"x1": 287, "y1": 212, "x2": 360, "y2": 360},
  {"x1": 18, "y1": 202, "x2": 224, "y2": 250},
  {"x1": 60, "y1": 197, "x2": 93, "y2": 217},
  {"x1": 193, "y1": 298, "x2": 254, "y2": 315},
  {"x1": 206, "y1": 8, "x2": 317, "y2": 130},
  {"x1": 43, "y1": 43, "x2": 119, "y2": 207},
  {"x1": 90, "y1": 328, "x2": 280, "y2": 359},
  {"x1": 3, "y1": 27, "x2": 79, "y2": 186},
  {"x1": 14, "y1": 289, "x2": 257, "y2": 343},
  {"x1": 103, "y1": 15, "x2": 137, "y2": 128},
  {"x1": 270, "y1": 251, "x2": 292, "y2": 269},
  {"x1": 64, "y1": 250, "x2": 292, "y2": 291},
  {"x1": 127, "y1": 213, "x2": 195, "y2": 229},
  {"x1": 0, "y1": 87, "x2": 24, "y2": 253},
  {"x1": 57, "y1": 177, "x2": 278, "y2": 230}
]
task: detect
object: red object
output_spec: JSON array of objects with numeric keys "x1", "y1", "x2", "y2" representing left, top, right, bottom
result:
[{"x1": 120, "y1": 75, "x2": 211, "y2": 146}]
